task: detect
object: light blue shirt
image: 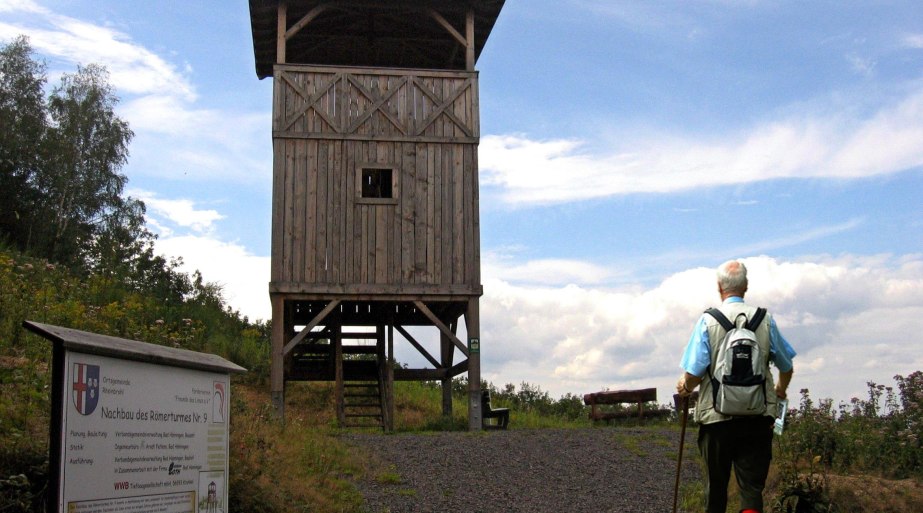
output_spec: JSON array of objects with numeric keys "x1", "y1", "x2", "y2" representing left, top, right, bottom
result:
[{"x1": 680, "y1": 296, "x2": 796, "y2": 377}]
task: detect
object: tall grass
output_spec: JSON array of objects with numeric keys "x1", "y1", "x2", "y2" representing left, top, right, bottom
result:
[
  {"x1": 0, "y1": 248, "x2": 271, "y2": 512},
  {"x1": 675, "y1": 373, "x2": 923, "y2": 513},
  {"x1": 228, "y1": 385, "x2": 366, "y2": 513},
  {"x1": 766, "y1": 371, "x2": 923, "y2": 513},
  {"x1": 783, "y1": 372, "x2": 923, "y2": 479}
]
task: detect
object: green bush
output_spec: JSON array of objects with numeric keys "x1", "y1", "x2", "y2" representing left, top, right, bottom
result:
[
  {"x1": 0, "y1": 446, "x2": 48, "y2": 513},
  {"x1": 0, "y1": 247, "x2": 272, "y2": 512},
  {"x1": 783, "y1": 371, "x2": 923, "y2": 479}
]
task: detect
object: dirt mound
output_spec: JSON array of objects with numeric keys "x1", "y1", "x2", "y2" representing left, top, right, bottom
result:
[{"x1": 826, "y1": 474, "x2": 923, "y2": 513}]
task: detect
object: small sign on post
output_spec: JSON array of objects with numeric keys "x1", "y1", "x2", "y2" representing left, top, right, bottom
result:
[
  {"x1": 469, "y1": 337, "x2": 480, "y2": 354},
  {"x1": 24, "y1": 321, "x2": 246, "y2": 513}
]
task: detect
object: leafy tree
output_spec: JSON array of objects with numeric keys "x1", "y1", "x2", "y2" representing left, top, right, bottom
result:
[
  {"x1": 0, "y1": 37, "x2": 199, "y2": 313},
  {"x1": 81, "y1": 196, "x2": 148, "y2": 281},
  {"x1": 78, "y1": 195, "x2": 177, "y2": 302},
  {"x1": 0, "y1": 36, "x2": 47, "y2": 249},
  {"x1": 31, "y1": 62, "x2": 134, "y2": 265}
]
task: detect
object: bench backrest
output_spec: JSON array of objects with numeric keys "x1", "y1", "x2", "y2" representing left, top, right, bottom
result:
[
  {"x1": 583, "y1": 388, "x2": 657, "y2": 405},
  {"x1": 481, "y1": 390, "x2": 493, "y2": 410}
]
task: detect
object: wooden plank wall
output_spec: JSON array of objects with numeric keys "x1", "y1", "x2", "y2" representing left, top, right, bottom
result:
[{"x1": 270, "y1": 65, "x2": 481, "y2": 291}]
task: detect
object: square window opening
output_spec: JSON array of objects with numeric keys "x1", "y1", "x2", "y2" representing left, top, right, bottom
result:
[{"x1": 361, "y1": 168, "x2": 393, "y2": 199}]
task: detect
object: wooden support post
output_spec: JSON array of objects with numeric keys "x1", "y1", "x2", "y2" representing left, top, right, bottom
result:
[
  {"x1": 465, "y1": 297, "x2": 481, "y2": 430},
  {"x1": 334, "y1": 322, "x2": 344, "y2": 426},
  {"x1": 386, "y1": 323, "x2": 395, "y2": 431},
  {"x1": 440, "y1": 327, "x2": 454, "y2": 419},
  {"x1": 466, "y1": 9, "x2": 475, "y2": 71},
  {"x1": 276, "y1": 2, "x2": 287, "y2": 64},
  {"x1": 377, "y1": 324, "x2": 391, "y2": 431},
  {"x1": 270, "y1": 295, "x2": 285, "y2": 420}
]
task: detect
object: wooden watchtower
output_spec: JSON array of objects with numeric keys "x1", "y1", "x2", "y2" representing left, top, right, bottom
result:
[{"x1": 248, "y1": 0, "x2": 505, "y2": 430}]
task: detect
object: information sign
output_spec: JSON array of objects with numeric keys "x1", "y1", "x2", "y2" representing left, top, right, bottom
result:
[
  {"x1": 61, "y1": 352, "x2": 230, "y2": 513},
  {"x1": 23, "y1": 321, "x2": 244, "y2": 513}
]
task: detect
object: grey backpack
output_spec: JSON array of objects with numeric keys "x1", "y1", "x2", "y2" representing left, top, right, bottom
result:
[{"x1": 705, "y1": 307, "x2": 768, "y2": 416}]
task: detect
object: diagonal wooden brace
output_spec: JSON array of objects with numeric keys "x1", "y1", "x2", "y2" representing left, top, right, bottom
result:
[
  {"x1": 282, "y1": 300, "x2": 341, "y2": 356},
  {"x1": 344, "y1": 75, "x2": 409, "y2": 135},
  {"x1": 394, "y1": 324, "x2": 441, "y2": 369},
  {"x1": 412, "y1": 300, "x2": 469, "y2": 357},
  {"x1": 412, "y1": 77, "x2": 472, "y2": 137},
  {"x1": 280, "y1": 71, "x2": 341, "y2": 132}
]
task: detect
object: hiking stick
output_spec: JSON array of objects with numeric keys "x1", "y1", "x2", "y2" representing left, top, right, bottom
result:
[{"x1": 672, "y1": 394, "x2": 690, "y2": 513}]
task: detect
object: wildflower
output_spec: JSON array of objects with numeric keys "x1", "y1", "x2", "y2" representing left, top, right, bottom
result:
[
  {"x1": 45, "y1": 263, "x2": 56, "y2": 271},
  {"x1": 155, "y1": 319, "x2": 165, "y2": 326}
]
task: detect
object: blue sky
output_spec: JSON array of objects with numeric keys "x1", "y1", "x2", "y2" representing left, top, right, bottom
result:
[{"x1": 4, "y1": 0, "x2": 922, "y2": 407}]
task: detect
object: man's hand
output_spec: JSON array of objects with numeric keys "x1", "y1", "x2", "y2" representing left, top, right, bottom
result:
[
  {"x1": 775, "y1": 384, "x2": 787, "y2": 400},
  {"x1": 676, "y1": 378, "x2": 691, "y2": 397},
  {"x1": 676, "y1": 373, "x2": 701, "y2": 397}
]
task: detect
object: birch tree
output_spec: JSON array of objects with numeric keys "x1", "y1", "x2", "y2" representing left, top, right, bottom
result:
[{"x1": 36, "y1": 63, "x2": 134, "y2": 264}]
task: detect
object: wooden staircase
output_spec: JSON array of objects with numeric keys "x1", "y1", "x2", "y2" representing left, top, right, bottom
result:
[
  {"x1": 288, "y1": 330, "x2": 389, "y2": 430},
  {"x1": 343, "y1": 380, "x2": 384, "y2": 428}
]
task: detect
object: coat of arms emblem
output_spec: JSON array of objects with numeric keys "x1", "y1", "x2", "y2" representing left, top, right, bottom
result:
[{"x1": 72, "y1": 363, "x2": 100, "y2": 415}]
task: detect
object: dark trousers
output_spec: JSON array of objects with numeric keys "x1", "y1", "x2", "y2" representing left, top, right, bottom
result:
[{"x1": 697, "y1": 416, "x2": 774, "y2": 513}]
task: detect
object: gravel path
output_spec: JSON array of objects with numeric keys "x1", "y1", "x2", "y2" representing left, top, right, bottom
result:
[{"x1": 342, "y1": 427, "x2": 701, "y2": 513}]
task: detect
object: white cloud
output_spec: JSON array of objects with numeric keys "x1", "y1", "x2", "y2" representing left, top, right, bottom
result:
[
  {"x1": 1, "y1": 3, "x2": 271, "y2": 184},
  {"x1": 903, "y1": 34, "x2": 923, "y2": 49},
  {"x1": 846, "y1": 53, "x2": 876, "y2": 77},
  {"x1": 730, "y1": 218, "x2": 864, "y2": 256},
  {"x1": 574, "y1": 1, "x2": 693, "y2": 35},
  {"x1": 0, "y1": 0, "x2": 41, "y2": 13},
  {"x1": 480, "y1": 89, "x2": 923, "y2": 205},
  {"x1": 130, "y1": 189, "x2": 224, "y2": 234},
  {"x1": 0, "y1": 5, "x2": 194, "y2": 99},
  {"x1": 146, "y1": 217, "x2": 923, "y2": 408},
  {"x1": 117, "y1": 87, "x2": 270, "y2": 182},
  {"x1": 473, "y1": 254, "x2": 923, "y2": 408},
  {"x1": 153, "y1": 235, "x2": 271, "y2": 322},
  {"x1": 483, "y1": 252, "x2": 617, "y2": 286}
]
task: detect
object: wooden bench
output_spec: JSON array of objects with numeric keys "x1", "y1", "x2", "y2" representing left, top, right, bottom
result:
[
  {"x1": 583, "y1": 388, "x2": 668, "y2": 421},
  {"x1": 481, "y1": 390, "x2": 510, "y2": 429}
]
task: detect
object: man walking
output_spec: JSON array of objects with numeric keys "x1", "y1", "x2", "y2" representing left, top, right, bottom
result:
[{"x1": 676, "y1": 259, "x2": 796, "y2": 513}]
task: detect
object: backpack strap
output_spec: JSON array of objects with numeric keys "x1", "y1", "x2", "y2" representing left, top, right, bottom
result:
[
  {"x1": 703, "y1": 308, "x2": 732, "y2": 396},
  {"x1": 704, "y1": 308, "x2": 734, "y2": 331},
  {"x1": 746, "y1": 307, "x2": 767, "y2": 331},
  {"x1": 705, "y1": 307, "x2": 767, "y2": 332}
]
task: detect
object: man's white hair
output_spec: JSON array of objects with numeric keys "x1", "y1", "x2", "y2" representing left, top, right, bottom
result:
[{"x1": 717, "y1": 260, "x2": 748, "y2": 294}]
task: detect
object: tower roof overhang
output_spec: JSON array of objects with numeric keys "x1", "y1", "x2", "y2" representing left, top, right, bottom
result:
[{"x1": 249, "y1": 0, "x2": 506, "y2": 79}]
